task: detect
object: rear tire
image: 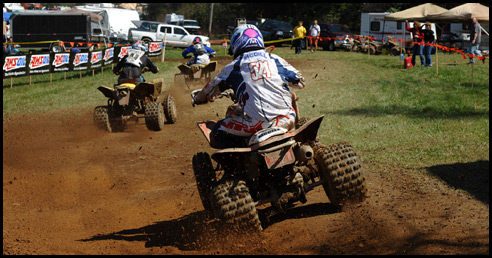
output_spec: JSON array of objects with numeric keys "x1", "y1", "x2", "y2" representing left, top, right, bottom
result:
[
  {"x1": 314, "y1": 142, "x2": 367, "y2": 210},
  {"x1": 163, "y1": 95, "x2": 177, "y2": 124},
  {"x1": 192, "y1": 152, "x2": 215, "y2": 215},
  {"x1": 93, "y1": 106, "x2": 112, "y2": 132},
  {"x1": 211, "y1": 180, "x2": 263, "y2": 231},
  {"x1": 174, "y1": 73, "x2": 187, "y2": 89},
  {"x1": 144, "y1": 102, "x2": 164, "y2": 131}
]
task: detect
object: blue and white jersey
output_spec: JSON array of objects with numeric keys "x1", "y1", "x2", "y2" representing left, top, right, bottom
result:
[{"x1": 203, "y1": 49, "x2": 303, "y2": 123}]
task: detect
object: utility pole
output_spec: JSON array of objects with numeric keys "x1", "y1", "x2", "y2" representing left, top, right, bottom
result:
[{"x1": 208, "y1": 3, "x2": 214, "y2": 37}]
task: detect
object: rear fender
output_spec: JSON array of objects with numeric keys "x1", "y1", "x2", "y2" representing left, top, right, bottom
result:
[
  {"x1": 197, "y1": 120, "x2": 235, "y2": 150},
  {"x1": 203, "y1": 115, "x2": 324, "y2": 155},
  {"x1": 97, "y1": 86, "x2": 115, "y2": 99},
  {"x1": 293, "y1": 115, "x2": 324, "y2": 143},
  {"x1": 133, "y1": 82, "x2": 156, "y2": 99}
]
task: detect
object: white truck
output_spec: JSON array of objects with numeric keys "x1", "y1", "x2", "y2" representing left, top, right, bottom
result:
[{"x1": 128, "y1": 21, "x2": 210, "y2": 48}]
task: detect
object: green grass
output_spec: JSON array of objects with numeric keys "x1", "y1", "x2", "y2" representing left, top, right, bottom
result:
[
  {"x1": 277, "y1": 48, "x2": 489, "y2": 170},
  {"x1": 3, "y1": 45, "x2": 489, "y2": 173}
]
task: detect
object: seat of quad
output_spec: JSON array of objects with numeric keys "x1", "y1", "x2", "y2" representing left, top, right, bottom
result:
[{"x1": 178, "y1": 61, "x2": 217, "y2": 75}]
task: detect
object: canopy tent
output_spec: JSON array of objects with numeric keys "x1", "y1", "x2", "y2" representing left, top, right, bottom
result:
[
  {"x1": 384, "y1": 3, "x2": 448, "y2": 21},
  {"x1": 426, "y1": 3, "x2": 489, "y2": 23}
]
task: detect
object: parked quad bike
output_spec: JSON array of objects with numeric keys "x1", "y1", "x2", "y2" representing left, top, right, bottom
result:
[
  {"x1": 383, "y1": 36, "x2": 405, "y2": 56},
  {"x1": 348, "y1": 36, "x2": 362, "y2": 52},
  {"x1": 94, "y1": 68, "x2": 177, "y2": 132},
  {"x1": 190, "y1": 90, "x2": 367, "y2": 231},
  {"x1": 361, "y1": 40, "x2": 383, "y2": 55},
  {"x1": 174, "y1": 55, "x2": 219, "y2": 90}
]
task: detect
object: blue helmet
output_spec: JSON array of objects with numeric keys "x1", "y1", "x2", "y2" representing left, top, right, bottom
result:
[
  {"x1": 230, "y1": 24, "x2": 264, "y2": 57},
  {"x1": 132, "y1": 41, "x2": 147, "y2": 52}
]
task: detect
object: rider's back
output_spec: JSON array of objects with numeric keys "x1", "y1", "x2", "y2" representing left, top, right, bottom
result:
[{"x1": 218, "y1": 49, "x2": 299, "y2": 123}]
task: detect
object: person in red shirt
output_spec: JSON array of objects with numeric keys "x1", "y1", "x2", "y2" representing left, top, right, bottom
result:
[{"x1": 405, "y1": 20, "x2": 425, "y2": 67}]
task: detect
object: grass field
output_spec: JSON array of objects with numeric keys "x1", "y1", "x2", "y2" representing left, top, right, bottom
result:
[{"x1": 3, "y1": 45, "x2": 489, "y2": 174}]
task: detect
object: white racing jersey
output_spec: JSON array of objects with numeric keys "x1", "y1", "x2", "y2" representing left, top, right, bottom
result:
[
  {"x1": 125, "y1": 49, "x2": 145, "y2": 67},
  {"x1": 201, "y1": 49, "x2": 304, "y2": 136}
]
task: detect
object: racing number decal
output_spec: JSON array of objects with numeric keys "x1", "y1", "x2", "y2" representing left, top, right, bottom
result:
[{"x1": 248, "y1": 60, "x2": 272, "y2": 81}]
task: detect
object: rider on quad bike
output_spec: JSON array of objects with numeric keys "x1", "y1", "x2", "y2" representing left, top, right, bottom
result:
[
  {"x1": 113, "y1": 41, "x2": 159, "y2": 84},
  {"x1": 192, "y1": 24, "x2": 306, "y2": 148},
  {"x1": 182, "y1": 36, "x2": 216, "y2": 66}
]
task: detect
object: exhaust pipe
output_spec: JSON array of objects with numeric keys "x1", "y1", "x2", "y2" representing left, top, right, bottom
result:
[{"x1": 295, "y1": 144, "x2": 313, "y2": 163}]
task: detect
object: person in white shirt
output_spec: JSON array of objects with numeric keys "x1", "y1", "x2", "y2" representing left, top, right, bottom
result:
[
  {"x1": 309, "y1": 20, "x2": 320, "y2": 53},
  {"x1": 192, "y1": 25, "x2": 306, "y2": 149}
]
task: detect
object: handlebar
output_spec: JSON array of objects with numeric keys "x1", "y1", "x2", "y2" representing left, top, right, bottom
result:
[{"x1": 191, "y1": 89, "x2": 235, "y2": 107}]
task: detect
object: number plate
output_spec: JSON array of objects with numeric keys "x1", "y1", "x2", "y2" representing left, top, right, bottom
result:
[{"x1": 264, "y1": 147, "x2": 295, "y2": 170}]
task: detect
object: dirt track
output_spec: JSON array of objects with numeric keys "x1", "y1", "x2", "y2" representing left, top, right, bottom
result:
[{"x1": 3, "y1": 57, "x2": 489, "y2": 255}]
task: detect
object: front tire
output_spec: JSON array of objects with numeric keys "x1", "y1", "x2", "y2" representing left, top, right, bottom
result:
[
  {"x1": 163, "y1": 95, "x2": 177, "y2": 124},
  {"x1": 390, "y1": 47, "x2": 400, "y2": 56},
  {"x1": 314, "y1": 142, "x2": 367, "y2": 210}
]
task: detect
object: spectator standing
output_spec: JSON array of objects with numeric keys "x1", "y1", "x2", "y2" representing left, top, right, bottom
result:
[
  {"x1": 468, "y1": 17, "x2": 482, "y2": 65},
  {"x1": 293, "y1": 20, "x2": 306, "y2": 54},
  {"x1": 405, "y1": 20, "x2": 424, "y2": 67},
  {"x1": 4, "y1": 37, "x2": 19, "y2": 55},
  {"x1": 422, "y1": 22, "x2": 435, "y2": 67},
  {"x1": 309, "y1": 20, "x2": 320, "y2": 53}
]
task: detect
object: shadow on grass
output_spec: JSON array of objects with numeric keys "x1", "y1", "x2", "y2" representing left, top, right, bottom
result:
[
  {"x1": 426, "y1": 160, "x2": 489, "y2": 204},
  {"x1": 79, "y1": 202, "x2": 338, "y2": 250},
  {"x1": 327, "y1": 104, "x2": 489, "y2": 119}
]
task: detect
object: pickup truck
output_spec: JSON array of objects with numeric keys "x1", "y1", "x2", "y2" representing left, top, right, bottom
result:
[
  {"x1": 168, "y1": 19, "x2": 201, "y2": 35},
  {"x1": 128, "y1": 21, "x2": 210, "y2": 48}
]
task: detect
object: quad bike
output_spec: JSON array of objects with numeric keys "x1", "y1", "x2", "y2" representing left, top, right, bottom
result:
[
  {"x1": 174, "y1": 54, "x2": 219, "y2": 90},
  {"x1": 382, "y1": 36, "x2": 405, "y2": 56},
  {"x1": 365, "y1": 41, "x2": 383, "y2": 55},
  {"x1": 94, "y1": 68, "x2": 177, "y2": 132},
  {"x1": 358, "y1": 36, "x2": 382, "y2": 55},
  {"x1": 349, "y1": 36, "x2": 363, "y2": 52},
  {"x1": 190, "y1": 89, "x2": 367, "y2": 231}
]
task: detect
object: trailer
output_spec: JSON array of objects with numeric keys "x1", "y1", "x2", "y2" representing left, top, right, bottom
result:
[
  {"x1": 9, "y1": 12, "x2": 98, "y2": 52},
  {"x1": 75, "y1": 5, "x2": 140, "y2": 42},
  {"x1": 361, "y1": 12, "x2": 436, "y2": 42}
]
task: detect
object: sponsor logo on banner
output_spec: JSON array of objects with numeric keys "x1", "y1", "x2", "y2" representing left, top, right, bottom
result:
[
  {"x1": 118, "y1": 47, "x2": 130, "y2": 59},
  {"x1": 29, "y1": 54, "x2": 50, "y2": 69},
  {"x1": 149, "y1": 42, "x2": 161, "y2": 53},
  {"x1": 91, "y1": 51, "x2": 102, "y2": 64},
  {"x1": 73, "y1": 53, "x2": 89, "y2": 66},
  {"x1": 104, "y1": 48, "x2": 114, "y2": 61},
  {"x1": 3, "y1": 56, "x2": 27, "y2": 71},
  {"x1": 53, "y1": 53, "x2": 70, "y2": 67}
]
